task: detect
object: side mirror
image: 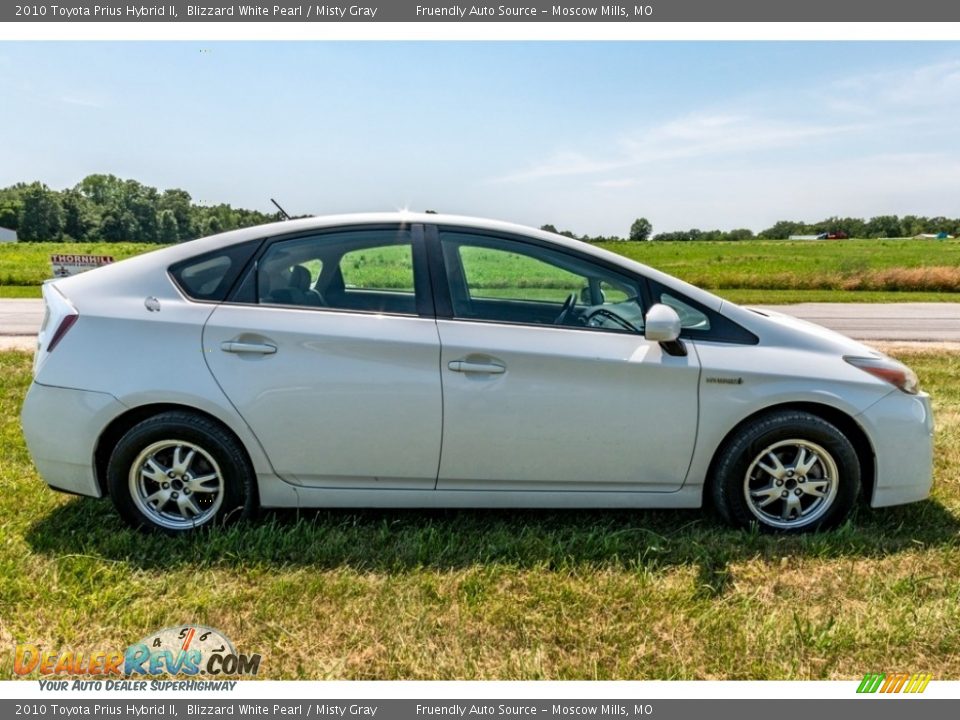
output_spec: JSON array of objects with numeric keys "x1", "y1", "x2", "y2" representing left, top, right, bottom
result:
[{"x1": 644, "y1": 303, "x2": 687, "y2": 356}]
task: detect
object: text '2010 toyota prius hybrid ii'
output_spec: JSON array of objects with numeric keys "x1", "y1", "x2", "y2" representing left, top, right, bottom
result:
[{"x1": 20, "y1": 213, "x2": 934, "y2": 534}]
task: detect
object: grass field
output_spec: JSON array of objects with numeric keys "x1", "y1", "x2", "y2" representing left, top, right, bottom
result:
[
  {"x1": 2, "y1": 348, "x2": 958, "y2": 680},
  {"x1": 2, "y1": 239, "x2": 959, "y2": 303},
  {"x1": 598, "y1": 238, "x2": 960, "y2": 294}
]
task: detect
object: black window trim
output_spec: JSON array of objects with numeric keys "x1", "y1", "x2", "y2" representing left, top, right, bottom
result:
[
  {"x1": 427, "y1": 223, "x2": 759, "y2": 345},
  {"x1": 647, "y1": 279, "x2": 759, "y2": 345},
  {"x1": 167, "y1": 238, "x2": 265, "y2": 305}
]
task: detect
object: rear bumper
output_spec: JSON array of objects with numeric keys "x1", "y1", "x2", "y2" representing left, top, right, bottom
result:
[
  {"x1": 20, "y1": 382, "x2": 125, "y2": 499},
  {"x1": 857, "y1": 391, "x2": 935, "y2": 508}
]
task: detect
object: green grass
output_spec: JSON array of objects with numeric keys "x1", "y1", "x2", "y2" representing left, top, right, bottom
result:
[
  {"x1": 714, "y1": 289, "x2": 957, "y2": 305},
  {"x1": 1, "y1": 349, "x2": 959, "y2": 679},
  {"x1": 599, "y1": 238, "x2": 960, "y2": 293},
  {"x1": 3, "y1": 239, "x2": 960, "y2": 303},
  {"x1": 0, "y1": 286, "x2": 40, "y2": 298},
  {"x1": 0, "y1": 242, "x2": 160, "y2": 291}
]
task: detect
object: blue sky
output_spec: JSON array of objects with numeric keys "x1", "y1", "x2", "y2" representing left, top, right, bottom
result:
[{"x1": 2, "y1": 42, "x2": 960, "y2": 236}]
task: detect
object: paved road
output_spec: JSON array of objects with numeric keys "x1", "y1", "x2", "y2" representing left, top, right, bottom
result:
[
  {"x1": 2, "y1": 299, "x2": 960, "y2": 342},
  {"x1": 752, "y1": 303, "x2": 960, "y2": 341},
  {"x1": 0, "y1": 300, "x2": 44, "y2": 336}
]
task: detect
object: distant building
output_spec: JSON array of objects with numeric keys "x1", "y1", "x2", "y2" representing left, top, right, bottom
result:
[
  {"x1": 0, "y1": 227, "x2": 16, "y2": 243},
  {"x1": 788, "y1": 234, "x2": 822, "y2": 241}
]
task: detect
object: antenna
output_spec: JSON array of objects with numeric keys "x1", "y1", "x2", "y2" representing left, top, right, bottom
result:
[{"x1": 271, "y1": 198, "x2": 292, "y2": 220}]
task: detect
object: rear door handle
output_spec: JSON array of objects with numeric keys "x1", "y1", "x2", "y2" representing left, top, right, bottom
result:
[
  {"x1": 448, "y1": 360, "x2": 505, "y2": 374},
  {"x1": 221, "y1": 341, "x2": 277, "y2": 355}
]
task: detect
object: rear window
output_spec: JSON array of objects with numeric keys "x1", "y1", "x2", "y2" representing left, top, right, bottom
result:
[{"x1": 169, "y1": 241, "x2": 261, "y2": 302}]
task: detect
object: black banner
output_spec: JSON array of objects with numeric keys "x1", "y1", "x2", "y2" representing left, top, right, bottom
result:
[
  {"x1": 5, "y1": 0, "x2": 960, "y2": 23},
  {"x1": 1, "y1": 699, "x2": 957, "y2": 719}
]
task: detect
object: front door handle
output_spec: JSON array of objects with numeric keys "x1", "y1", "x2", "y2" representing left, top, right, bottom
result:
[
  {"x1": 221, "y1": 341, "x2": 277, "y2": 355},
  {"x1": 448, "y1": 360, "x2": 505, "y2": 374}
]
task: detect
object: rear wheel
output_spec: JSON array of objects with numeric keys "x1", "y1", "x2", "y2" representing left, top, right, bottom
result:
[
  {"x1": 711, "y1": 410, "x2": 860, "y2": 533},
  {"x1": 107, "y1": 411, "x2": 255, "y2": 534}
]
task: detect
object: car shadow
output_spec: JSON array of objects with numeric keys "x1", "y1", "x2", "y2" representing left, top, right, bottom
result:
[{"x1": 24, "y1": 495, "x2": 960, "y2": 592}]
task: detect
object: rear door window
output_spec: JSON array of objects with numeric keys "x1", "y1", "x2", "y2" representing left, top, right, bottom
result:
[{"x1": 255, "y1": 227, "x2": 424, "y2": 316}]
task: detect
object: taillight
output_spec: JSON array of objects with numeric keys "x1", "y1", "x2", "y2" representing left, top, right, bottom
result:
[
  {"x1": 34, "y1": 283, "x2": 79, "y2": 376},
  {"x1": 47, "y1": 313, "x2": 79, "y2": 352}
]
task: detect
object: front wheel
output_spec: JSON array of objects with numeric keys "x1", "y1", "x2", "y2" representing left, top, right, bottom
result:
[
  {"x1": 711, "y1": 410, "x2": 861, "y2": 533},
  {"x1": 107, "y1": 411, "x2": 255, "y2": 534}
]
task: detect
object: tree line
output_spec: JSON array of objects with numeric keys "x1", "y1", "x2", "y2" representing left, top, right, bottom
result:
[
  {"x1": 3, "y1": 177, "x2": 958, "y2": 243},
  {"x1": 545, "y1": 215, "x2": 960, "y2": 242},
  {"x1": 0, "y1": 176, "x2": 281, "y2": 243}
]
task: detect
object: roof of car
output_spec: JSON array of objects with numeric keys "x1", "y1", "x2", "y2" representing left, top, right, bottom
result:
[{"x1": 54, "y1": 212, "x2": 728, "y2": 313}]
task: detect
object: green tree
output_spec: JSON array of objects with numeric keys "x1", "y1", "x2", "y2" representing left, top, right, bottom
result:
[
  {"x1": 865, "y1": 215, "x2": 903, "y2": 239},
  {"x1": 99, "y1": 207, "x2": 139, "y2": 242},
  {"x1": 629, "y1": 217, "x2": 652, "y2": 242},
  {"x1": 77, "y1": 173, "x2": 123, "y2": 206},
  {"x1": 759, "y1": 220, "x2": 805, "y2": 239},
  {"x1": 18, "y1": 183, "x2": 64, "y2": 241},
  {"x1": 61, "y1": 189, "x2": 98, "y2": 241},
  {"x1": 158, "y1": 209, "x2": 180, "y2": 243},
  {"x1": 726, "y1": 228, "x2": 754, "y2": 241},
  {"x1": 159, "y1": 188, "x2": 194, "y2": 239},
  {"x1": 0, "y1": 203, "x2": 19, "y2": 230},
  {"x1": 204, "y1": 216, "x2": 222, "y2": 235}
]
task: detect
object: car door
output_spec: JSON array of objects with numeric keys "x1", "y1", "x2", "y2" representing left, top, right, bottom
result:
[
  {"x1": 203, "y1": 224, "x2": 442, "y2": 489},
  {"x1": 430, "y1": 227, "x2": 700, "y2": 492}
]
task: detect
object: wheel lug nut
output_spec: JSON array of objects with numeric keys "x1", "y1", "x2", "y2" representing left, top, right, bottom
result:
[
  {"x1": 162, "y1": 482, "x2": 170, "y2": 489},
  {"x1": 795, "y1": 489, "x2": 802, "y2": 496},
  {"x1": 183, "y1": 489, "x2": 190, "y2": 495},
  {"x1": 171, "y1": 491, "x2": 179, "y2": 499},
  {"x1": 781, "y1": 491, "x2": 788, "y2": 498},
  {"x1": 776, "y1": 479, "x2": 783, "y2": 486},
  {"x1": 168, "y1": 471, "x2": 175, "y2": 478},
  {"x1": 798, "y1": 478, "x2": 805, "y2": 483}
]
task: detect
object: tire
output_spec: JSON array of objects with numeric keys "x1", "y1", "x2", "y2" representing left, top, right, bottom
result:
[
  {"x1": 710, "y1": 410, "x2": 860, "y2": 533},
  {"x1": 107, "y1": 411, "x2": 256, "y2": 534}
]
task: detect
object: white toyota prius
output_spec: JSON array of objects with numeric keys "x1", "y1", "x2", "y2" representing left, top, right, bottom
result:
[{"x1": 20, "y1": 213, "x2": 934, "y2": 534}]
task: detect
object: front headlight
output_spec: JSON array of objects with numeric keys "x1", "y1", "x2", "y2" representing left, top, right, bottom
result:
[{"x1": 845, "y1": 355, "x2": 920, "y2": 395}]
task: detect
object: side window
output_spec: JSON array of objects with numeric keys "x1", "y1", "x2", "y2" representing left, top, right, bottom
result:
[
  {"x1": 340, "y1": 245, "x2": 414, "y2": 293},
  {"x1": 659, "y1": 292, "x2": 711, "y2": 331},
  {"x1": 439, "y1": 231, "x2": 644, "y2": 333},
  {"x1": 457, "y1": 245, "x2": 582, "y2": 303},
  {"x1": 599, "y1": 279, "x2": 632, "y2": 305},
  {"x1": 169, "y1": 240, "x2": 261, "y2": 302},
  {"x1": 647, "y1": 279, "x2": 759, "y2": 344},
  {"x1": 256, "y1": 228, "x2": 419, "y2": 315}
]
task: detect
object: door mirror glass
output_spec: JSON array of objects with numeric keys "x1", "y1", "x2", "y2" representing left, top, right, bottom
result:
[{"x1": 644, "y1": 303, "x2": 682, "y2": 343}]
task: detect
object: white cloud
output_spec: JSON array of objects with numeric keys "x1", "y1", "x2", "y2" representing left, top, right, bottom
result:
[
  {"x1": 593, "y1": 178, "x2": 638, "y2": 188},
  {"x1": 829, "y1": 59, "x2": 960, "y2": 111},
  {"x1": 494, "y1": 111, "x2": 865, "y2": 183},
  {"x1": 487, "y1": 56, "x2": 960, "y2": 234},
  {"x1": 495, "y1": 57, "x2": 960, "y2": 189},
  {"x1": 60, "y1": 95, "x2": 104, "y2": 108}
]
